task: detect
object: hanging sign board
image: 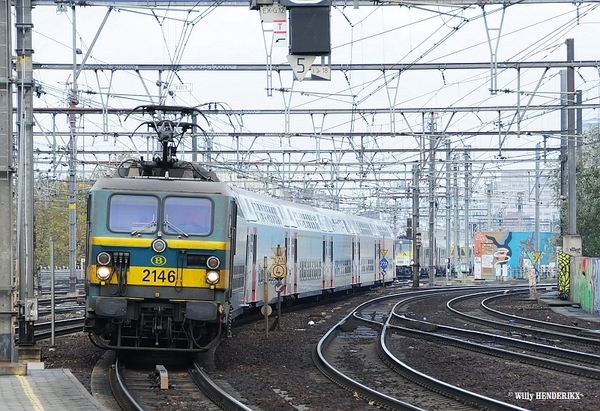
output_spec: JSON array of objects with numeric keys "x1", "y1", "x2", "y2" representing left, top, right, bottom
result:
[{"x1": 563, "y1": 235, "x2": 582, "y2": 257}]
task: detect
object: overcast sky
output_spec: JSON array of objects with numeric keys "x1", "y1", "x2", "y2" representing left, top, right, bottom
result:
[{"x1": 25, "y1": 2, "x2": 600, "y2": 211}]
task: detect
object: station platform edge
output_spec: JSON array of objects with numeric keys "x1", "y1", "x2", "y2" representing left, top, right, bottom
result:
[{"x1": 0, "y1": 365, "x2": 107, "y2": 411}]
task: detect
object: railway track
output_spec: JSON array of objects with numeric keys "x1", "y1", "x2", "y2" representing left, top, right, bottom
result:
[
  {"x1": 447, "y1": 290, "x2": 600, "y2": 347},
  {"x1": 36, "y1": 283, "x2": 600, "y2": 410},
  {"x1": 32, "y1": 294, "x2": 85, "y2": 317},
  {"x1": 481, "y1": 292, "x2": 600, "y2": 340},
  {"x1": 313, "y1": 290, "x2": 527, "y2": 410},
  {"x1": 313, "y1": 285, "x2": 600, "y2": 410},
  {"x1": 109, "y1": 356, "x2": 252, "y2": 411},
  {"x1": 24, "y1": 317, "x2": 85, "y2": 340},
  {"x1": 388, "y1": 292, "x2": 600, "y2": 380},
  {"x1": 34, "y1": 312, "x2": 253, "y2": 411}
]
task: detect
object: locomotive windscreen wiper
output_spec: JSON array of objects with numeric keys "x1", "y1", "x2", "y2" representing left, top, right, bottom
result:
[
  {"x1": 131, "y1": 217, "x2": 157, "y2": 235},
  {"x1": 164, "y1": 215, "x2": 189, "y2": 237}
]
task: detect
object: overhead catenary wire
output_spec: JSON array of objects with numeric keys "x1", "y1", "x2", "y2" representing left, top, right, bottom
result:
[{"x1": 25, "y1": 3, "x2": 600, "y2": 222}]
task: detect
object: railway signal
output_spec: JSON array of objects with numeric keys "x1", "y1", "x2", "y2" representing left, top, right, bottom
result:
[{"x1": 270, "y1": 245, "x2": 287, "y2": 280}]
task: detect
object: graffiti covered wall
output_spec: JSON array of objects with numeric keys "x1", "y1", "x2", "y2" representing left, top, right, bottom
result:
[
  {"x1": 473, "y1": 231, "x2": 554, "y2": 279},
  {"x1": 571, "y1": 257, "x2": 600, "y2": 316},
  {"x1": 558, "y1": 252, "x2": 570, "y2": 295}
]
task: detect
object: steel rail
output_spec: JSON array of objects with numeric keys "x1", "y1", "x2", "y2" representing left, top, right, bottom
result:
[
  {"x1": 480, "y1": 293, "x2": 600, "y2": 338},
  {"x1": 366, "y1": 290, "x2": 529, "y2": 410},
  {"x1": 110, "y1": 357, "x2": 145, "y2": 411},
  {"x1": 395, "y1": 316, "x2": 600, "y2": 366},
  {"x1": 386, "y1": 309, "x2": 600, "y2": 380},
  {"x1": 447, "y1": 291, "x2": 600, "y2": 346},
  {"x1": 32, "y1": 318, "x2": 85, "y2": 340},
  {"x1": 313, "y1": 292, "x2": 426, "y2": 411},
  {"x1": 377, "y1": 326, "x2": 528, "y2": 410},
  {"x1": 191, "y1": 359, "x2": 254, "y2": 411},
  {"x1": 314, "y1": 286, "x2": 527, "y2": 410}
]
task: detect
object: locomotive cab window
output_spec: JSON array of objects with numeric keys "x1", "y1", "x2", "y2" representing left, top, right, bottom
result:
[
  {"x1": 164, "y1": 197, "x2": 213, "y2": 236},
  {"x1": 109, "y1": 194, "x2": 158, "y2": 233}
]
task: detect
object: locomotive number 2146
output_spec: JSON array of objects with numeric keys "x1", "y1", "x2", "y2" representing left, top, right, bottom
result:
[{"x1": 142, "y1": 269, "x2": 177, "y2": 283}]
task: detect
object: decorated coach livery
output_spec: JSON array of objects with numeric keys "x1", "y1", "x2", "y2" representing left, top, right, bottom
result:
[{"x1": 84, "y1": 106, "x2": 395, "y2": 352}]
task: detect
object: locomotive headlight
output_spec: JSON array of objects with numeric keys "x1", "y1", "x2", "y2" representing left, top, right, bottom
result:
[
  {"x1": 206, "y1": 270, "x2": 220, "y2": 285},
  {"x1": 206, "y1": 256, "x2": 220, "y2": 269},
  {"x1": 152, "y1": 238, "x2": 167, "y2": 253},
  {"x1": 97, "y1": 251, "x2": 111, "y2": 265},
  {"x1": 96, "y1": 266, "x2": 112, "y2": 281}
]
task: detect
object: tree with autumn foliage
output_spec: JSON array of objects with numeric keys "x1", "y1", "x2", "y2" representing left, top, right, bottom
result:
[
  {"x1": 34, "y1": 179, "x2": 92, "y2": 270},
  {"x1": 555, "y1": 125, "x2": 600, "y2": 256}
]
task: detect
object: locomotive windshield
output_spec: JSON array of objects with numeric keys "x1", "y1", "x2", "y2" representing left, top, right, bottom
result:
[
  {"x1": 164, "y1": 197, "x2": 212, "y2": 236},
  {"x1": 109, "y1": 194, "x2": 158, "y2": 233},
  {"x1": 107, "y1": 194, "x2": 212, "y2": 236}
]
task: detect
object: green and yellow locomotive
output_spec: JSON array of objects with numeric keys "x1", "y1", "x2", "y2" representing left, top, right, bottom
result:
[
  {"x1": 84, "y1": 105, "x2": 396, "y2": 353},
  {"x1": 84, "y1": 106, "x2": 236, "y2": 351}
]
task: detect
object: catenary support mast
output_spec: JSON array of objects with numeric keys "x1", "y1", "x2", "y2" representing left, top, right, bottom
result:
[
  {"x1": 16, "y1": 0, "x2": 37, "y2": 353},
  {"x1": 0, "y1": 0, "x2": 15, "y2": 363}
]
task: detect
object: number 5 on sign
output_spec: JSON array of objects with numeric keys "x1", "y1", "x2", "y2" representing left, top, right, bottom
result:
[{"x1": 286, "y1": 55, "x2": 315, "y2": 81}]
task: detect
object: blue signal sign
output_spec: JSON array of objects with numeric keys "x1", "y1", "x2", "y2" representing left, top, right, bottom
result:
[{"x1": 380, "y1": 257, "x2": 388, "y2": 270}]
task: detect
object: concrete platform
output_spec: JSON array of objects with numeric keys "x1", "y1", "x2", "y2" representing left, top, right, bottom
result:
[
  {"x1": 539, "y1": 291, "x2": 600, "y2": 324},
  {"x1": 0, "y1": 368, "x2": 107, "y2": 411}
]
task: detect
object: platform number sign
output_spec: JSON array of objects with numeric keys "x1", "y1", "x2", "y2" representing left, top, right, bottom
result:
[{"x1": 286, "y1": 55, "x2": 316, "y2": 81}]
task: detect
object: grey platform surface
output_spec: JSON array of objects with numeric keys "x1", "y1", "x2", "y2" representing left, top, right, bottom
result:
[
  {"x1": 539, "y1": 291, "x2": 600, "y2": 324},
  {"x1": 0, "y1": 368, "x2": 107, "y2": 411},
  {"x1": 548, "y1": 304, "x2": 600, "y2": 323}
]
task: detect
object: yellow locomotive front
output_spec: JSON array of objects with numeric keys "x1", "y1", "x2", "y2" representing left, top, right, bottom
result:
[{"x1": 84, "y1": 176, "x2": 236, "y2": 352}]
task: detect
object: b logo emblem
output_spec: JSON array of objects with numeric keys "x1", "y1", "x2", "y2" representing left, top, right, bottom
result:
[{"x1": 151, "y1": 255, "x2": 167, "y2": 266}]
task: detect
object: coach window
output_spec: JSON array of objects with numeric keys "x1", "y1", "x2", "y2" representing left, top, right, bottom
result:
[
  {"x1": 164, "y1": 197, "x2": 213, "y2": 236},
  {"x1": 109, "y1": 194, "x2": 158, "y2": 233}
]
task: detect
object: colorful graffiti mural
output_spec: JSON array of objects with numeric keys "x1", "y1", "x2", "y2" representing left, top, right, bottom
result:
[
  {"x1": 474, "y1": 231, "x2": 554, "y2": 279},
  {"x1": 571, "y1": 257, "x2": 600, "y2": 316},
  {"x1": 558, "y1": 251, "x2": 570, "y2": 295}
]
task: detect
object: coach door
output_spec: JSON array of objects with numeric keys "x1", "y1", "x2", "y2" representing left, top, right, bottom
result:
[
  {"x1": 351, "y1": 237, "x2": 357, "y2": 285},
  {"x1": 245, "y1": 227, "x2": 258, "y2": 303},
  {"x1": 328, "y1": 236, "x2": 334, "y2": 288},
  {"x1": 322, "y1": 236, "x2": 334, "y2": 290},
  {"x1": 292, "y1": 233, "x2": 298, "y2": 294},
  {"x1": 375, "y1": 238, "x2": 381, "y2": 283},
  {"x1": 227, "y1": 200, "x2": 237, "y2": 298},
  {"x1": 357, "y1": 238, "x2": 362, "y2": 284}
]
